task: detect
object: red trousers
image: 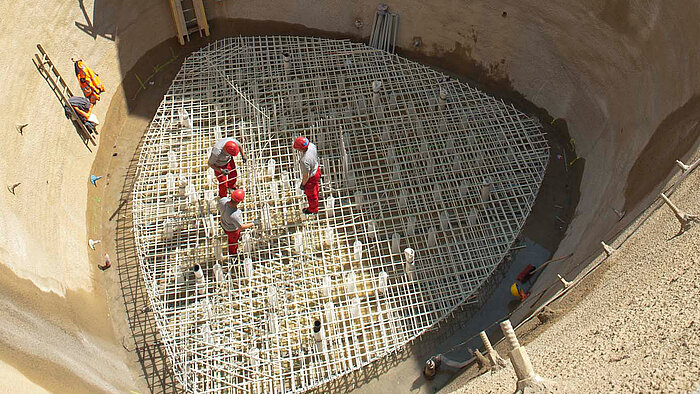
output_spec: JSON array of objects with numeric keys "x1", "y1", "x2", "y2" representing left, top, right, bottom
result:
[
  {"x1": 215, "y1": 160, "x2": 238, "y2": 198},
  {"x1": 225, "y1": 229, "x2": 241, "y2": 255},
  {"x1": 304, "y1": 168, "x2": 321, "y2": 212}
]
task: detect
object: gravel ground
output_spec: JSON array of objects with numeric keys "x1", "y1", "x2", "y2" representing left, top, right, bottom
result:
[{"x1": 451, "y1": 164, "x2": 700, "y2": 393}]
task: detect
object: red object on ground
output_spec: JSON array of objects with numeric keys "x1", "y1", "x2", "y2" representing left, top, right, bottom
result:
[
  {"x1": 517, "y1": 264, "x2": 536, "y2": 283},
  {"x1": 293, "y1": 136, "x2": 309, "y2": 150},
  {"x1": 99, "y1": 253, "x2": 111, "y2": 271},
  {"x1": 215, "y1": 160, "x2": 237, "y2": 197},
  {"x1": 304, "y1": 168, "x2": 321, "y2": 212},
  {"x1": 226, "y1": 228, "x2": 241, "y2": 255}
]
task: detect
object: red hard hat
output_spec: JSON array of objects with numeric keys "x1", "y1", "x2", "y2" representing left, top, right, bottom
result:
[
  {"x1": 293, "y1": 136, "x2": 309, "y2": 150},
  {"x1": 224, "y1": 141, "x2": 240, "y2": 156},
  {"x1": 231, "y1": 189, "x2": 245, "y2": 203}
]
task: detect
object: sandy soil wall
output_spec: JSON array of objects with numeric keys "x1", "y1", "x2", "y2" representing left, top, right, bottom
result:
[{"x1": 0, "y1": 0, "x2": 698, "y2": 391}]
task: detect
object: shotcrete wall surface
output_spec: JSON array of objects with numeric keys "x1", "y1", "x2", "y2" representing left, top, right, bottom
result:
[{"x1": 0, "y1": 1, "x2": 698, "y2": 392}]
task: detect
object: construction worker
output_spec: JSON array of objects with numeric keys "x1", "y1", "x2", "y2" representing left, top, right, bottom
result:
[
  {"x1": 293, "y1": 136, "x2": 321, "y2": 214},
  {"x1": 65, "y1": 96, "x2": 97, "y2": 134},
  {"x1": 510, "y1": 282, "x2": 529, "y2": 301},
  {"x1": 217, "y1": 189, "x2": 258, "y2": 255},
  {"x1": 208, "y1": 137, "x2": 247, "y2": 198},
  {"x1": 73, "y1": 59, "x2": 105, "y2": 104}
]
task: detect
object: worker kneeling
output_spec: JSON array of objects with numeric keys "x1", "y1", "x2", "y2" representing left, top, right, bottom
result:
[
  {"x1": 293, "y1": 136, "x2": 321, "y2": 214},
  {"x1": 218, "y1": 189, "x2": 258, "y2": 255},
  {"x1": 209, "y1": 137, "x2": 247, "y2": 198}
]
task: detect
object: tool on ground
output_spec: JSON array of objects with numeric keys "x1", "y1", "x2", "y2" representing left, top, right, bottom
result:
[
  {"x1": 88, "y1": 239, "x2": 101, "y2": 250},
  {"x1": 16, "y1": 123, "x2": 27, "y2": 135},
  {"x1": 99, "y1": 253, "x2": 111, "y2": 270},
  {"x1": 90, "y1": 175, "x2": 103, "y2": 186},
  {"x1": 423, "y1": 353, "x2": 473, "y2": 380},
  {"x1": 7, "y1": 183, "x2": 21, "y2": 195}
]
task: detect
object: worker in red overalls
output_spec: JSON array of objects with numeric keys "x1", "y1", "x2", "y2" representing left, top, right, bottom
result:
[
  {"x1": 293, "y1": 136, "x2": 321, "y2": 214},
  {"x1": 208, "y1": 137, "x2": 247, "y2": 198},
  {"x1": 217, "y1": 189, "x2": 258, "y2": 255},
  {"x1": 74, "y1": 59, "x2": 105, "y2": 104}
]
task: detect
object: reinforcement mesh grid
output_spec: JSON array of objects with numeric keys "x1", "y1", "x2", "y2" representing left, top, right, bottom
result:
[{"x1": 132, "y1": 36, "x2": 549, "y2": 393}]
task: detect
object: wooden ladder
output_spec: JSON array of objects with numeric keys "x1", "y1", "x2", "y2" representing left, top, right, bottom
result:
[
  {"x1": 168, "y1": 0, "x2": 210, "y2": 45},
  {"x1": 32, "y1": 44, "x2": 96, "y2": 147}
]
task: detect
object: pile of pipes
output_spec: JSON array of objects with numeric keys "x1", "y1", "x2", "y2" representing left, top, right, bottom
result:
[{"x1": 369, "y1": 4, "x2": 399, "y2": 53}]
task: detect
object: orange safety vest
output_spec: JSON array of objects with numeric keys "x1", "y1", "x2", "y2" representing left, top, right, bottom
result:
[{"x1": 74, "y1": 60, "x2": 105, "y2": 102}]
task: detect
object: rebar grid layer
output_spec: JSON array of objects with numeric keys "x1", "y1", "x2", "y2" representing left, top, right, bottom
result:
[{"x1": 132, "y1": 36, "x2": 549, "y2": 393}]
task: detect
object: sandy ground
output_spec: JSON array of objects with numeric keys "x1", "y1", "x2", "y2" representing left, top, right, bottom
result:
[
  {"x1": 1, "y1": 0, "x2": 699, "y2": 392},
  {"x1": 448, "y1": 160, "x2": 700, "y2": 393}
]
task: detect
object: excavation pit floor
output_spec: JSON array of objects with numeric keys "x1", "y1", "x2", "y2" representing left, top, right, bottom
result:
[
  {"x1": 89, "y1": 24, "x2": 579, "y2": 394},
  {"x1": 131, "y1": 35, "x2": 551, "y2": 392}
]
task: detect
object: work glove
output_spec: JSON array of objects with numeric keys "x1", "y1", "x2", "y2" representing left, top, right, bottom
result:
[
  {"x1": 220, "y1": 168, "x2": 229, "y2": 175},
  {"x1": 253, "y1": 219, "x2": 261, "y2": 226},
  {"x1": 299, "y1": 183, "x2": 306, "y2": 190},
  {"x1": 242, "y1": 156, "x2": 247, "y2": 164}
]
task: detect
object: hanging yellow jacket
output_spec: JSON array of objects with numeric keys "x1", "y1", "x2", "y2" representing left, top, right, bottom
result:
[{"x1": 74, "y1": 59, "x2": 105, "y2": 103}]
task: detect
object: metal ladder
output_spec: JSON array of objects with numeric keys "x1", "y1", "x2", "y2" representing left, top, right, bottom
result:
[
  {"x1": 32, "y1": 44, "x2": 96, "y2": 147},
  {"x1": 169, "y1": 0, "x2": 210, "y2": 45}
]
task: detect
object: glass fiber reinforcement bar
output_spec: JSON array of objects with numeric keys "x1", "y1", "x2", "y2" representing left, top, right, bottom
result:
[{"x1": 132, "y1": 36, "x2": 549, "y2": 393}]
